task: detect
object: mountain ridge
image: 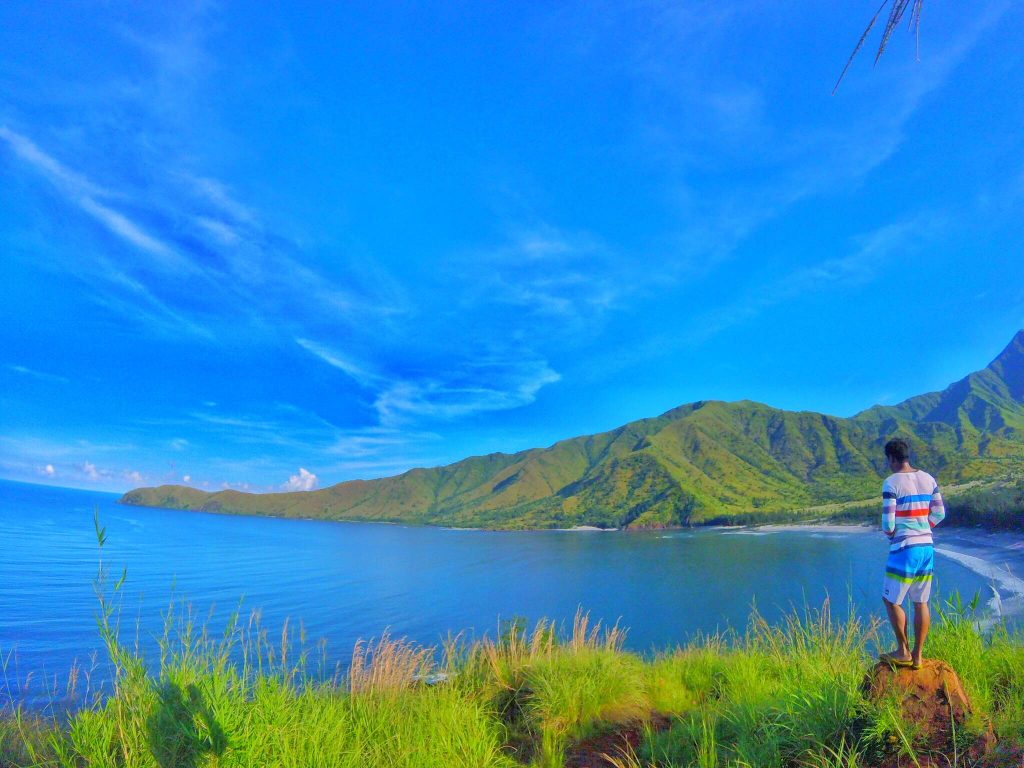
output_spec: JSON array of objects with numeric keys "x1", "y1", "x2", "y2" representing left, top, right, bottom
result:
[{"x1": 121, "y1": 331, "x2": 1024, "y2": 529}]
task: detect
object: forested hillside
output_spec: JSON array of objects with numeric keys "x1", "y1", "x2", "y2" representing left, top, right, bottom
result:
[{"x1": 122, "y1": 332, "x2": 1024, "y2": 529}]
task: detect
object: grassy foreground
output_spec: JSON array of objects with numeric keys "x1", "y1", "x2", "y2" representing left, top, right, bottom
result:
[{"x1": 2, "y1": 594, "x2": 1023, "y2": 768}]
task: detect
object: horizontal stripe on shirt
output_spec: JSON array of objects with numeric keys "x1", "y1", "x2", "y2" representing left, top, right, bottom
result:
[
  {"x1": 896, "y1": 494, "x2": 934, "y2": 504},
  {"x1": 890, "y1": 538, "x2": 933, "y2": 552},
  {"x1": 894, "y1": 518, "x2": 932, "y2": 530}
]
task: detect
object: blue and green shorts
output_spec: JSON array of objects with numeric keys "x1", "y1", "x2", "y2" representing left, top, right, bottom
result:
[{"x1": 882, "y1": 544, "x2": 934, "y2": 605}]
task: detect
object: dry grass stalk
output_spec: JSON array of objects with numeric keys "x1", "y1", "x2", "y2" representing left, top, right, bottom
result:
[
  {"x1": 570, "y1": 608, "x2": 627, "y2": 654},
  {"x1": 602, "y1": 742, "x2": 651, "y2": 768},
  {"x1": 348, "y1": 631, "x2": 435, "y2": 695},
  {"x1": 475, "y1": 609, "x2": 628, "y2": 691}
]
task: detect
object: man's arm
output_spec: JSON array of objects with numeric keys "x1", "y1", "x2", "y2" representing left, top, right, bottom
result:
[
  {"x1": 882, "y1": 481, "x2": 896, "y2": 537},
  {"x1": 929, "y1": 484, "x2": 946, "y2": 528}
]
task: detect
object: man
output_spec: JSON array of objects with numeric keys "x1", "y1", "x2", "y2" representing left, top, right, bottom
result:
[{"x1": 879, "y1": 438, "x2": 945, "y2": 670}]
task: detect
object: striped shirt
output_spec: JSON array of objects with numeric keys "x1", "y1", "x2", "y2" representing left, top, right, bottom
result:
[{"x1": 881, "y1": 469, "x2": 945, "y2": 551}]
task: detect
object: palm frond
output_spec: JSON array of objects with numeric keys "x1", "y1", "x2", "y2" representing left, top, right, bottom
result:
[{"x1": 833, "y1": 0, "x2": 925, "y2": 94}]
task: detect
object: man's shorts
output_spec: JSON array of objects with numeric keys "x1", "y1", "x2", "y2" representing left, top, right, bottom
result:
[{"x1": 882, "y1": 544, "x2": 934, "y2": 605}]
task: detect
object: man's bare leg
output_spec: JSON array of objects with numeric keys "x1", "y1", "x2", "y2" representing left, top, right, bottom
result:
[
  {"x1": 883, "y1": 598, "x2": 912, "y2": 661},
  {"x1": 912, "y1": 601, "x2": 930, "y2": 666}
]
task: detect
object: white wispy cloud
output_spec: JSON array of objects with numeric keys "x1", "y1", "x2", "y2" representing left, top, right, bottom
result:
[
  {"x1": 195, "y1": 216, "x2": 242, "y2": 245},
  {"x1": 326, "y1": 428, "x2": 439, "y2": 458},
  {"x1": 1, "y1": 120, "x2": 396, "y2": 344},
  {"x1": 374, "y1": 363, "x2": 561, "y2": 424},
  {"x1": 2, "y1": 13, "x2": 581, "y2": 487},
  {"x1": 86, "y1": 265, "x2": 216, "y2": 339},
  {"x1": 7, "y1": 365, "x2": 69, "y2": 384},
  {"x1": 1, "y1": 444, "x2": 141, "y2": 489},
  {"x1": 178, "y1": 173, "x2": 258, "y2": 225},
  {"x1": 0, "y1": 436, "x2": 135, "y2": 459},
  {"x1": 461, "y1": 224, "x2": 622, "y2": 322},
  {"x1": 317, "y1": 458, "x2": 430, "y2": 474},
  {"x1": 77, "y1": 196, "x2": 178, "y2": 261},
  {"x1": 123, "y1": 469, "x2": 145, "y2": 484},
  {"x1": 295, "y1": 338, "x2": 383, "y2": 388},
  {"x1": 0, "y1": 126, "x2": 186, "y2": 270},
  {"x1": 609, "y1": 0, "x2": 1012, "y2": 279},
  {"x1": 143, "y1": 404, "x2": 437, "y2": 476},
  {"x1": 688, "y1": 218, "x2": 927, "y2": 342},
  {"x1": 296, "y1": 337, "x2": 561, "y2": 426},
  {"x1": 4, "y1": 0, "x2": 1009, "y2": 494},
  {"x1": 0, "y1": 126, "x2": 107, "y2": 198},
  {"x1": 81, "y1": 461, "x2": 102, "y2": 481},
  {"x1": 221, "y1": 480, "x2": 255, "y2": 491}
]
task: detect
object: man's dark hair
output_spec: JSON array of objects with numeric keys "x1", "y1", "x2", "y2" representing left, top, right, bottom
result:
[{"x1": 884, "y1": 438, "x2": 910, "y2": 463}]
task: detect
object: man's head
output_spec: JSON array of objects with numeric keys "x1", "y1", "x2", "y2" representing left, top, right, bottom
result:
[{"x1": 884, "y1": 438, "x2": 911, "y2": 471}]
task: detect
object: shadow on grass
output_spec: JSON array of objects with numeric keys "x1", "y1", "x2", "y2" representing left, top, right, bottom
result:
[{"x1": 148, "y1": 682, "x2": 228, "y2": 768}]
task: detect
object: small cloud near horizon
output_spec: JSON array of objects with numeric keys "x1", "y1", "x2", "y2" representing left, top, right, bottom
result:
[{"x1": 282, "y1": 467, "x2": 318, "y2": 492}]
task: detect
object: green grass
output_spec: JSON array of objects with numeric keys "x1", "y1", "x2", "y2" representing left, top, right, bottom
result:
[
  {"x1": 4, "y1": 596, "x2": 1024, "y2": 768},
  {"x1": 455, "y1": 612, "x2": 665, "y2": 766},
  {"x1": 926, "y1": 594, "x2": 1024, "y2": 745},
  {"x1": 639, "y1": 602, "x2": 877, "y2": 768}
]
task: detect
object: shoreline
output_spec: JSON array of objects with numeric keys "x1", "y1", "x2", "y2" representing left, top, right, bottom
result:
[
  {"x1": 742, "y1": 523, "x2": 875, "y2": 534},
  {"x1": 934, "y1": 530, "x2": 1024, "y2": 622},
  {"x1": 744, "y1": 521, "x2": 1024, "y2": 622}
]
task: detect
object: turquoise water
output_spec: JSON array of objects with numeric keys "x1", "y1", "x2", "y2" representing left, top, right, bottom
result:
[{"x1": 0, "y1": 479, "x2": 995, "y2": 710}]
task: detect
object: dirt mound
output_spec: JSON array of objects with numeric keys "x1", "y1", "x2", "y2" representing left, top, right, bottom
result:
[
  {"x1": 563, "y1": 713, "x2": 672, "y2": 768},
  {"x1": 865, "y1": 659, "x2": 997, "y2": 766}
]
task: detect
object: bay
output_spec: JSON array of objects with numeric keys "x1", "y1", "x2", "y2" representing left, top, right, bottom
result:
[{"x1": 0, "y1": 479, "x2": 999, "y2": 710}]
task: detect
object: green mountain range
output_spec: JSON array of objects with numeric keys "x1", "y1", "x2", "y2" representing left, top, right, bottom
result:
[{"x1": 121, "y1": 330, "x2": 1024, "y2": 529}]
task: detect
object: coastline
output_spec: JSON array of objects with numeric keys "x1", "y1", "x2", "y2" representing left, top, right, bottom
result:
[
  {"x1": 741, "y1": 523, "x2": 875, "y2": 534},
  {"x1": 744, "y1": 521, "x2": 1024, "y2": 623},
  {"x1": 935, "y1": 530, "x2": 1024, "y2": 622},
  {"x1": 119, "y1": 494, "x2": 1024, "y2": 620}
]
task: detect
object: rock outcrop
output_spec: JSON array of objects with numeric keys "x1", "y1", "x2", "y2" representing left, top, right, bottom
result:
[{"x1": 865, "y1": 659, "x2": 997, "y2": 766}]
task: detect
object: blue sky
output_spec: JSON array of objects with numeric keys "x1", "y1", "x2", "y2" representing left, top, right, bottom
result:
[{"x1": 1, "y1": 1, "x2": 1022, "y2": 494}]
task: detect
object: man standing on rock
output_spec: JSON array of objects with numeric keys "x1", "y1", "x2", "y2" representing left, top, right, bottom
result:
[{"x1": 880, "y1": 438, "x2": 946, "y2": 670}]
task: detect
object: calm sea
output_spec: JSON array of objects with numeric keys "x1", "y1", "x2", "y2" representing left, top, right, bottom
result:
[{"x1": 0, "y1": 479, "x2": 995, "y2": 710}]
